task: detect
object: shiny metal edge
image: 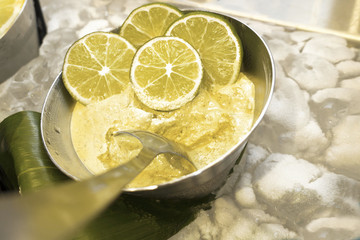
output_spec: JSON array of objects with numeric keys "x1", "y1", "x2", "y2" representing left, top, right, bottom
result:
[{"x1": 0, "y1": 0, "x2": 40, "y2": 82}]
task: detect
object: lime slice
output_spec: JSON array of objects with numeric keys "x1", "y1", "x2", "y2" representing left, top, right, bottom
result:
[
  {"x1": 0, "y1": 0, "x2": 25, "y2": 38},
  {"x1": 130, "y1": 36, "x2": 203, "y2": 111},
  {"x1": 62, "y1": 32, "x2": 136, "y2": 105},
  {"x1": 166, "y1": 12, "x2": 242, "y2": 86},
  {"x1": 119, "y1": 2, "x2": 183, "y2": 48}
]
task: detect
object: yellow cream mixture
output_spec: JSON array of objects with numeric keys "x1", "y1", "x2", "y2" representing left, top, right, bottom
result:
[{"x1": 71, "y1": 73, "x2": 255, "y2": 188}]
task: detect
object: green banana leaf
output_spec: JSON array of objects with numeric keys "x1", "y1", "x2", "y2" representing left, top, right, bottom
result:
[
  {"x1": 0, "y1": 111, "x2": 213, "y2": 240},
  {"x1": 0, "y1": 111, "x2": 69, "y2": 193}
]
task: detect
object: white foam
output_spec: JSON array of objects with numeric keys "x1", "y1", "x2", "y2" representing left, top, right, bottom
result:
[
  {"x1": 302, "y1": 35, "x2": 355, "y2": 63},
  {"x1": 290, "y1": 30, "x2": 321, "y2": 43},
  {"x1": 312, "y1": 88, "x2": 360, "y2": 114},
  {"x1": 235, "y1": 172, "x2": 258, "y2": 207},
  {"x1": 76, "y1": 19, "x2": 112, "y2": 38},
  {"x1": 279, "y1": 117, "x2": 329, "y2": 158},
  {"x1": 340, "y1": 76, "x2": 360, "y2": 90},
  {"x1": 282, "y1": 53, "x2": 338, "y2": 91},
  {"x1": 265, "y1": 76, "x2": 310, "y2": 130},
  {"x1": 253, "y1": 153, "x2": 321, "y2": 200},
  {"x1": 267, "y1": 39, "x2": 299, "y2": 61},
  {"x1": 325, "y1": 115, "x2": 360, "y2": 180},
  {"x1": 336, "y1": 60, "x2": 360, "y2": 79},
  {"x1": 306, "y1": 217, "x2": 360, "y2": 237}
]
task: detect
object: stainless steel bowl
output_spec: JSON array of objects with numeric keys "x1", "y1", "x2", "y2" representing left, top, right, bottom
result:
[
  {"x1": 0, "y1": 0, "x2": 40, "y2": 83},
  {"x1": 40, "y1": 12, "x2": 275, "y2": 199}
]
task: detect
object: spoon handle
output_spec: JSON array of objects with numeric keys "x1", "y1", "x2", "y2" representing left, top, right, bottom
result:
[{"x1": 0, "y1": 148, "x2": 156, "y2": 240}]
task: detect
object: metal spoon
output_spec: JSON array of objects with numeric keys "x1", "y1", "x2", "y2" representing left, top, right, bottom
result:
[
  {"x1": 113, "y1": 130, "x2": 197, "y2": 173},
  {"x1": 0, "y1": 130, "x2": 196, "y2": 240}
]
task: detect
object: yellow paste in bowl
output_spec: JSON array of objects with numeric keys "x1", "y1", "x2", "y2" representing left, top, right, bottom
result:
[{"x1": 71, "y1": 73, "x2": 255, "y2": 188}]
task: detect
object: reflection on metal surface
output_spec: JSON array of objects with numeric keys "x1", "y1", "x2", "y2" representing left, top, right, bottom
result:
[
  {"x1": 349, "y1": 0, "x2": 360, "y2": 34},
  {"x1": 166, "y1": 0, "x2": 360, "y2": 44},
  {"x1": 0, "y1": 0, "x2": 39, "y2": 83}
]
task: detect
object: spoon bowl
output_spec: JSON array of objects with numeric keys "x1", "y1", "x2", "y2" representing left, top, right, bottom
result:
[{"x1": 112, "y1": 130, "x2": 197, "y2": 173}]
